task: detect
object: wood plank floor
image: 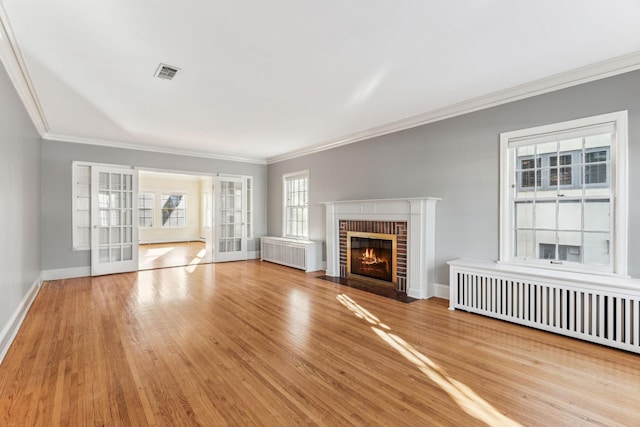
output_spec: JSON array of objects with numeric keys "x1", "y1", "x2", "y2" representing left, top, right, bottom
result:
[
  {"x1": 1, "y1": 260, "x2": 639, "y2": 426},
  {"x1": 139, "y1": 241, "x2": 207, "y2": 270}
]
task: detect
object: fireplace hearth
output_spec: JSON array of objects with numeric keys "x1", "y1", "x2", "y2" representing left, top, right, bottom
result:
[{"x1": 347, "y1": 232, "x2": 396, "y2": 285}]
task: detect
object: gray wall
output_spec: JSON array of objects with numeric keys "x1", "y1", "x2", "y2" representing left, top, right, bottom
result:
[
  {"x1": 268, "y1": 70, "x2": 640, "y2": 285},
  {"x1": 0, "y1": 63, "x2": 41, "y2": 331},
  {"x1": 41, "y1": 141, "x2": 267, "y2": 270}
]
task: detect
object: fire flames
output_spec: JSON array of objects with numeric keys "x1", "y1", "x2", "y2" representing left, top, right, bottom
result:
[{"x1": 360, "y1": 248, "x2": 385, "y2": 265}]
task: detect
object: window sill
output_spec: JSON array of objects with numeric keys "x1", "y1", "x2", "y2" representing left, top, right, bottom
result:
[{"x1": 450, "y1": 258, "x2": 638, "y2": 291}]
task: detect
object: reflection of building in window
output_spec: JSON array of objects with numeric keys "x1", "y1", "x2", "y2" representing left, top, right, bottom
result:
[
  {"x1": 138, "y1": 192, "x2": 154, "y2": 227},
  {"x1": 501, "y1": 111, "x2": 628, "y2": 274},
  {"x1": 518, "y1": 147, "x2": 609, "y2": 191},
  {"x1": 161, "y1": 194, "x2": 186, "y2": 227},
  {"x1": 539, "y1": 243, "x2": 581, "y2": 262}
]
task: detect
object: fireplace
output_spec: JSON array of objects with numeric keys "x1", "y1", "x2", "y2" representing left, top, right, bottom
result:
[
  {"x1": 323, "y1": 198, "x2": 440, "y2": 299},
  {"x1": 347, "y1": 232, "x2": 397, "y2": 285}
]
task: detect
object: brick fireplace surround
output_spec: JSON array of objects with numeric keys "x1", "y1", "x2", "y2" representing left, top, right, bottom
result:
[
  {"x1": 340, "y1": 220, "x2": 407, "y2": 291},
  {"x1": 322, "y1": 198, "x2": 440, "y2": 299}
]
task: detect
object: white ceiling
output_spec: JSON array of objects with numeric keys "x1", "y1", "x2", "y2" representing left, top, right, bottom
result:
[{"x1": 2, "y1": 1, "x2": 640, "y2": 163}]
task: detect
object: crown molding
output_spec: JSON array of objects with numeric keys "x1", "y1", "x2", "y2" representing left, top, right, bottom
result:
[
  {"x1": 43, "y1": 133, "x2": 268, "y2": 165},
  {"x1": 0, "y1": 0, "x2": 48, "y2": 134},
  {"x1": 267, "y1": 50, "x2": 640, "y2": 164},
  {"x1": 3, "y1": 0, "x2": 639, "y2": 167}
]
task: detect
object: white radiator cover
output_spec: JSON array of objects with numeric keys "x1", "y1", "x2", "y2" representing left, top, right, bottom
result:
[
  {"x1": 448, "y1": 259, "x2": 640, "y2": 354},
  {"x1": 260, "y1": 237, "x2": 323, "y2": 272}
]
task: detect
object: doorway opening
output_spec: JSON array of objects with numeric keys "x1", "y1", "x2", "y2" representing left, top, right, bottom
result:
[
  {"x1": 136, "y1": 170, "x2": 252, "y2": 270},
  {"x1": 137, "y1": 170, "x2": 214, "y2": 270}
]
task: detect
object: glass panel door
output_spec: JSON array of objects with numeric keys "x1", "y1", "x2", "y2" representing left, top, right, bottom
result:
[
  {"x1": 213, "y1": 176, "x2": 247, "y2": 262},
  {"x1": 91, "y1": 166, "x2": 138, "y2": 275}
]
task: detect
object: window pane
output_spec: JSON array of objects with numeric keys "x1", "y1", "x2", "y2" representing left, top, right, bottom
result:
[
  {"x1": 99, "y1": 227, "x2": 109, "y2": 244},
  {"x1": 99, "y1": 192, "x2": 109, "y2": 209},
  {"x1": 123, "y1": 175, "x2": 132, "y2": 191},
  {"x1": 110, "y1": 210, "x2": 120, "y2": 226},
  {"x1": 111, "y1": 174, "x2": 121, "y2": 191},
  {"x1": 585, "y1": 163, "x2": 607, "y2": 185},
  {"x1": 538, "y1": 243, "x2": 555, "y2": 260},
  {"x1": 515, "y1": 202, "x2": 533, "y2": 228},
  {"x1": 516, "y1": 230, "x2": 536, "y2": 258},
  {"x1": 99, "y1": 247, "x2": 109, "y2": 263},
  {"x1": 558, "y1": 243, "x2": 581, "y2": 262},
  {"x1": 535, "y1": 201, "x2": 556, "y2": 230},
  {"x1": 111, "y1": 228, "x2": 121, "y2": 244},
  {"x1": 558, "y1": 201, "x2": 581, "y2": 231},
  {"x1": 123, "y1": 227, "x2": 132, "y2": 243},
  {"x1": 110, "y1": 193, "x2": 121, "y2": 209},
  {"x1": 111, "y1": 246, "x2": 121, "y2": 262},
  {"x1": 584, "y1": 232, "x2": 610, "y2": 265},
  {"x1": 122, "y1": 210, "x2": 132, "y2": 226},
  {"x1": 584, "y1": 200, "x2": 609, "y2": 232},
  {"x1": 123, "y1": 245, "x2": 133, "y2": 261},
  {"x1": 557, "y1": 231, "x2": 581, "y2": 260},
  {"x1": 99, "y1": 210, "x2": 109, "y2": 227},
  {"x1": 536, "y1": 230, "x2": 556, "y2": 259},
  {"x1": 99, "y1": 173, "x2": 109, "y2": 190}
]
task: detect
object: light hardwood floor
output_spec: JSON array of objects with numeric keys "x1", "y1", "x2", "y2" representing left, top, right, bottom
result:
[
  {"x1": 1, "y1": 260, "x2": 639, "y2": 426},
  {"x1": 139, "y1": 241, "x2": 207, "y2": 270}
]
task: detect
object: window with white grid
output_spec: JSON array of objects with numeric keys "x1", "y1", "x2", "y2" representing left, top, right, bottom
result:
[
  {"x1": 500, "y1": 111, "x2": 628, "y2": 275},
  {"x1": 138, "y1": 192, "x2": 154, "y2": 227},
  {"x1": 283, "y1": 171, "x2": 309, "y2": 239}
]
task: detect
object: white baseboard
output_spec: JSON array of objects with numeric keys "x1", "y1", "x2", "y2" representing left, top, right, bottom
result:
[
  {"x1": 0, "y1": 274, "x2": 42, "y2": 364},
  {"x1": 42, "y1": 266, "x2": 91, "y2": 281},
  {"x1": 139, "y1": 239, "x2": 201, "y2": 245},
  {"x1": 248, "y1": 251, "x2": 260, "y2": 260},
  {"x1": 434, "y1": 283, "x2": 450, "y2": 300}
]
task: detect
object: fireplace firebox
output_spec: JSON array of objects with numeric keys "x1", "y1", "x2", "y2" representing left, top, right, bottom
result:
[{"x1": 347, "y1": 232, "x2": 397, "y2": 285}]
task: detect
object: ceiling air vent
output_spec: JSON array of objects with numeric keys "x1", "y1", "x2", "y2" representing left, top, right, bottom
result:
[{"x1": 154, "y1": 63, "x2": 180, "y2": 80}]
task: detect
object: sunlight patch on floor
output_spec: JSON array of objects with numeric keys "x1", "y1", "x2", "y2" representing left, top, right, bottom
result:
[
  {"x1": 185, "y1": 249, "x2": 207, "y2": 273},
  {"x1": 143, "y1": 247, "x2": 174, "y2": 258},
  {"x1": 337, "y1": 294, "x2": 522, "y2": 427}
]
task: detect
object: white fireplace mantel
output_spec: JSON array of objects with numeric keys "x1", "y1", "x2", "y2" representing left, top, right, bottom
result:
[{"x1": 321, "y1": 197, "x2": 440, "y2": 299}]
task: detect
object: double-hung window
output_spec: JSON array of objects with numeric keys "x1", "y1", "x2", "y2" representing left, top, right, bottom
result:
[
  {"x1": 283, "y1": 171, "x2": 309, "y2": 239},
  {"x1": 138, "y1": 192, "x2": 154, "y2": 227},
  {"x1": 500, "y1": 111, "x2": 628, "y2": 275}
]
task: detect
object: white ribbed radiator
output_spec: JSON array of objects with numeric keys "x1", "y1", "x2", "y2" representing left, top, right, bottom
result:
[
  {"x1": 448, "y1": 259, "x2": 640, "y2": 354},
  {"x1": 260, "y1": 237, "x2": 323, "y2": 273}
]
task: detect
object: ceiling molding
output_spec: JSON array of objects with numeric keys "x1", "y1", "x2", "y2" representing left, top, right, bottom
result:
[
  {"x1": 42, "y1": 133, "x2": 268, "y2": 165},
  {"x1": 0, "y1": 0, "x2": 48, "y2": 134},
  {"x1": 267, "y1": 50, "x2": 640, "y2": 164}
]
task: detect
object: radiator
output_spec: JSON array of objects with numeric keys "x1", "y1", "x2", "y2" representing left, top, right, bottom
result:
[
  {"x1": 260, "y1": 237, "x2": 323, "y2": 273},
  {"x1": 448, "y1": 259, "x2": 640, "y2": 354}
]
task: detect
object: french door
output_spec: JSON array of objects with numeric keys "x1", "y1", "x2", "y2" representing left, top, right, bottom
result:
[
  {"x1": 91, "y1": 166, "x2": 138, "y2": 275},
  {"x1": 213, "y1": 176, "x2": 247, "y2": 262}
]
